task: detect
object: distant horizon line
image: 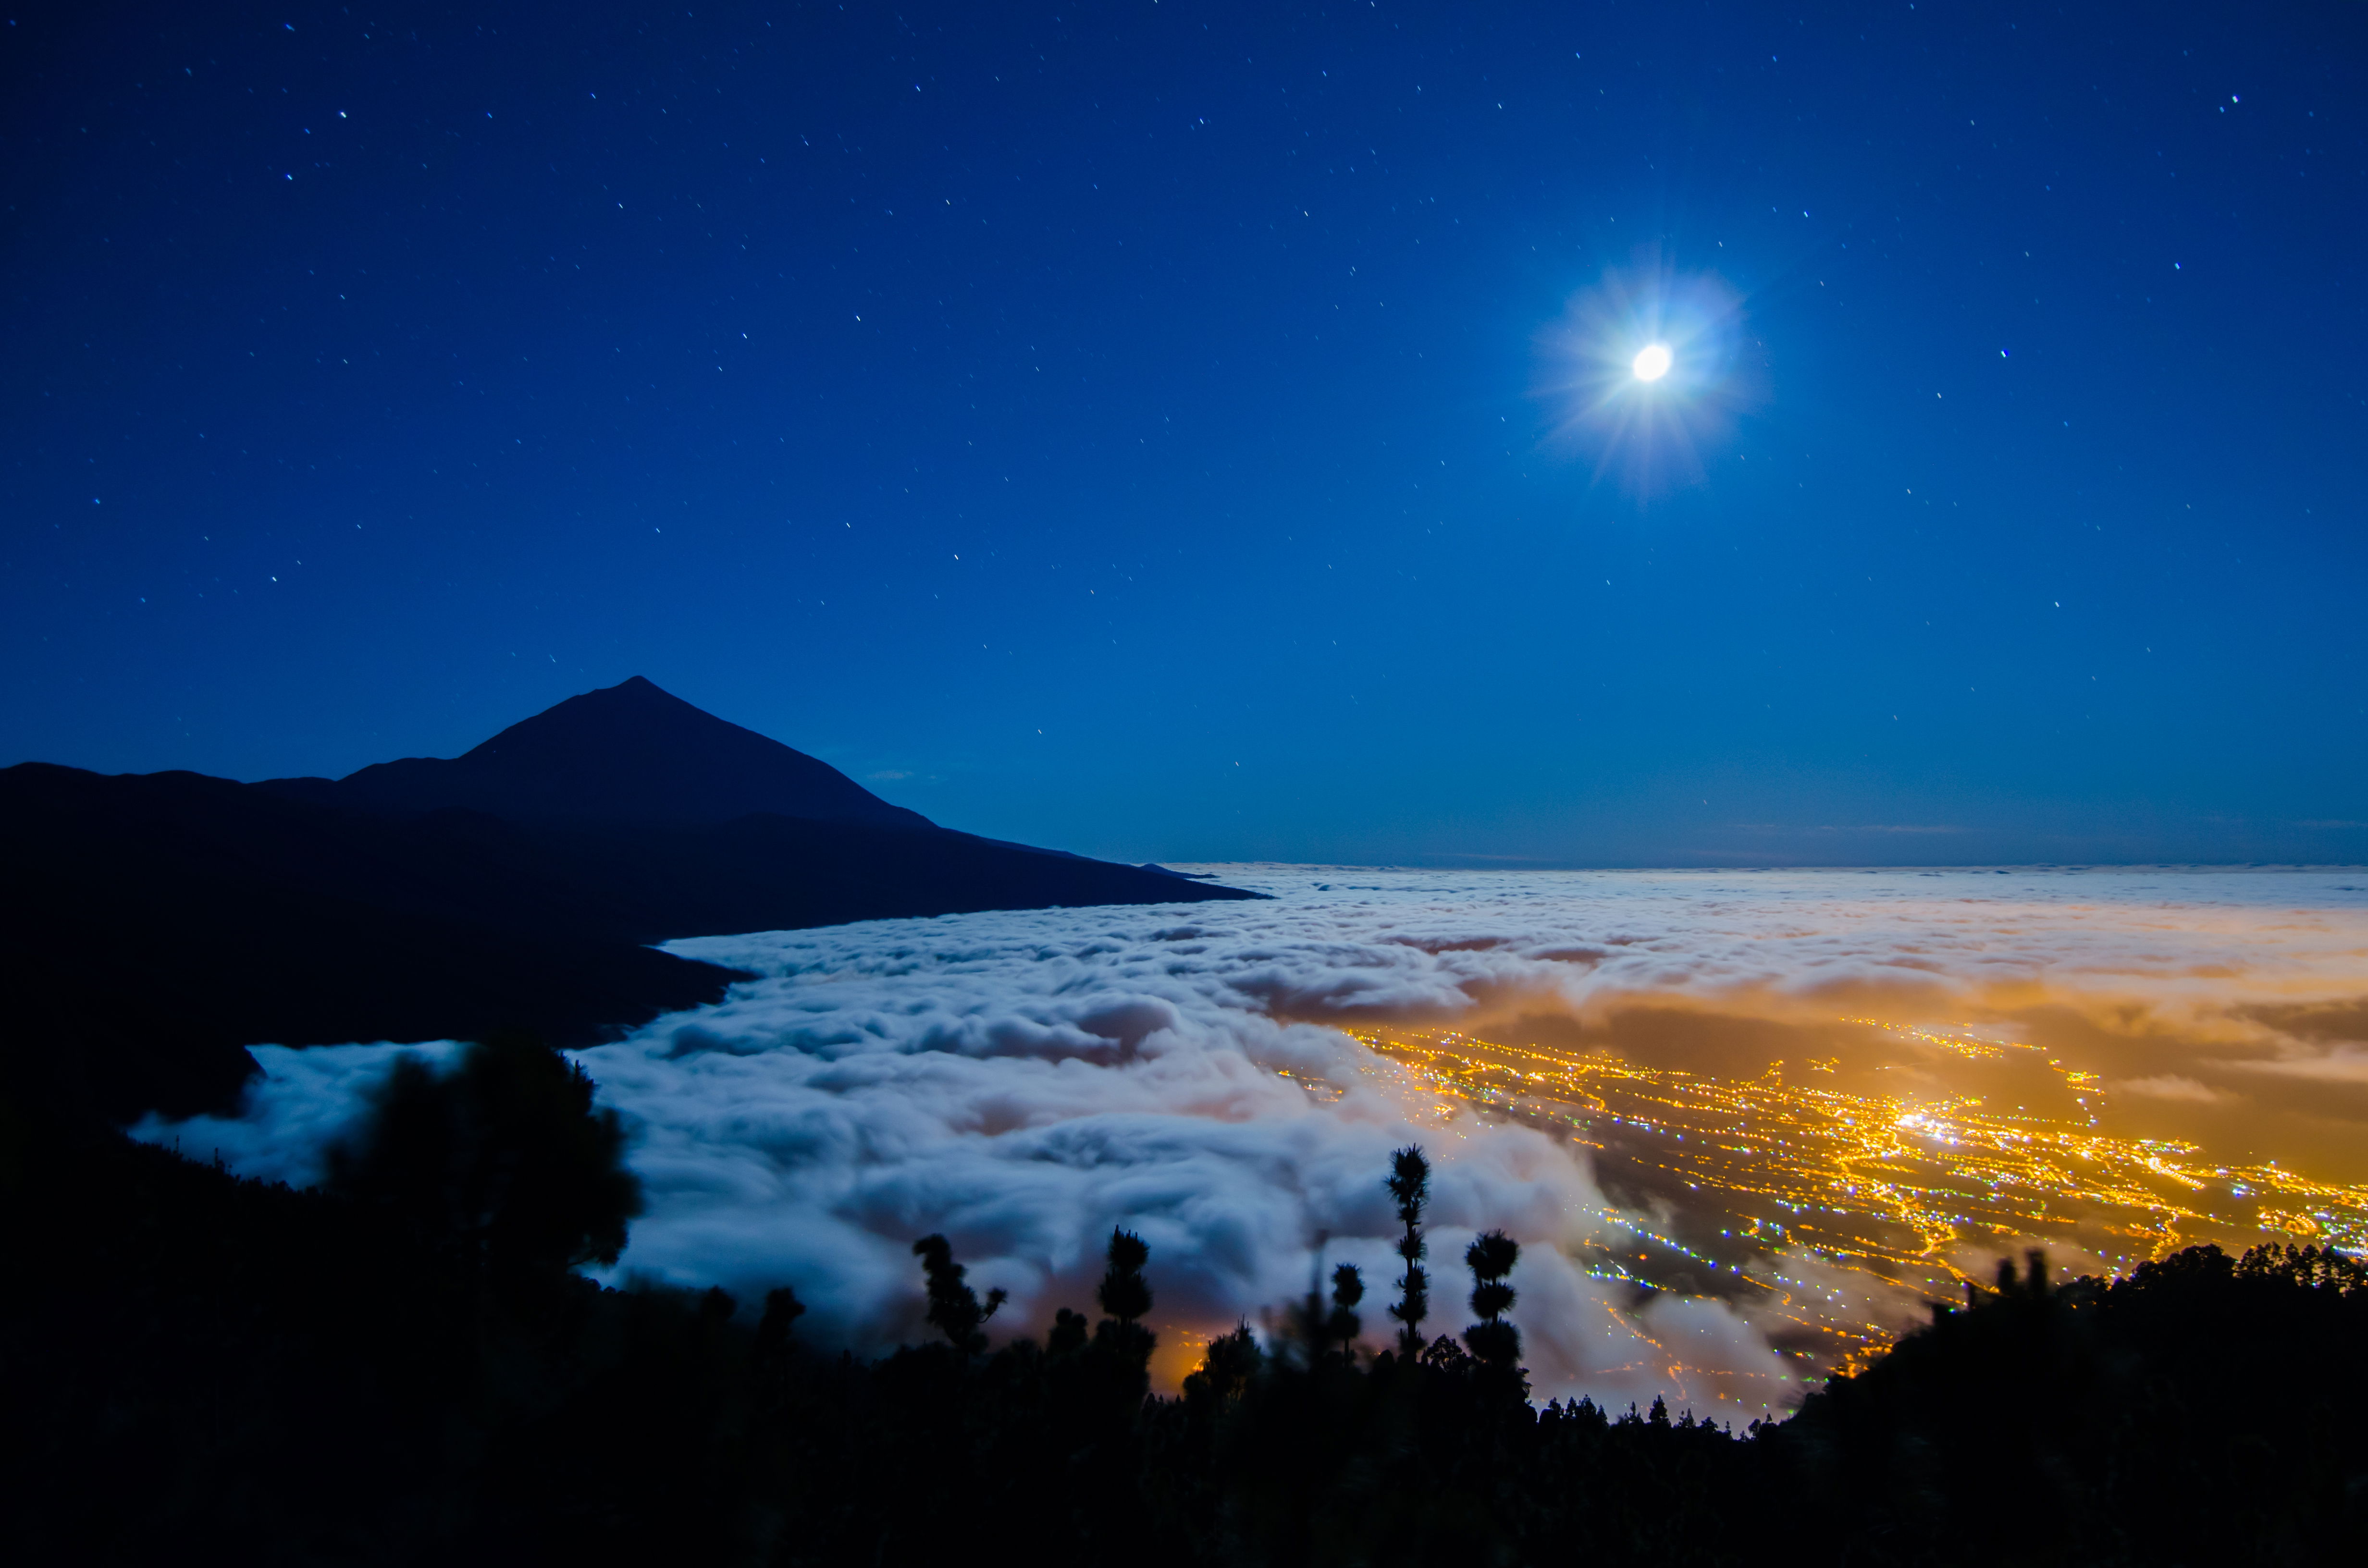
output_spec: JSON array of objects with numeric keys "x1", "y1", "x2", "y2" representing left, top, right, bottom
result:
[
  {"x1": 10, "y1": 759, "x2": 2357, "y2": 877},
  {"x1": 1165, "y1": 859, "x2": 2368, "y2": 874}
]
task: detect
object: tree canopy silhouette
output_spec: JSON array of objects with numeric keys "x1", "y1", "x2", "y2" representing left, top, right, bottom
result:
[
  {"x1": 325, "y1": 1029, "x2": 640, "y2": 1291},
  {"x1": 23, "y1": 1092, "x2": 2368, "y2": 1568},
  {"x1": 912, "y1": 1233, "x2": 1007, "y2": 1355}
]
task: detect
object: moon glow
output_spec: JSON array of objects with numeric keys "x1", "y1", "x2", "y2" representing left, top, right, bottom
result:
[{"x1": 1537, "y1": 262, "x2": 1746, "y2": 496}]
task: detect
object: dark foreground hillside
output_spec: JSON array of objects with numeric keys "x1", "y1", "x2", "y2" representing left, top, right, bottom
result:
[
  {"x1": 6, "y1": 1039, "x2": 2363, "y2": 1568},
  {"x1": 0, "y1": 678, "x2": 1254, "y2": 1125}
]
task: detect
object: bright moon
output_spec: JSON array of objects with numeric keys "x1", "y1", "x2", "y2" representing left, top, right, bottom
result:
[{"x1": 1632, "y1": 343, "x2": 1672, "y2": 381}]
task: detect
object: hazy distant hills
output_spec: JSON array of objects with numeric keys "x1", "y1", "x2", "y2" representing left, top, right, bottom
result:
[{"x1": 1, "y1": 679, "x2": 1253, "y2": 1124}]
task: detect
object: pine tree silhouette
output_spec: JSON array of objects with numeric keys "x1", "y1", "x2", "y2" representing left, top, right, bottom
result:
[
  {"x1": 1093, "y1": 1226, "x2": 1158, "y2": 1376},
  {"x1": 1464, "y1": 1228, "x2": 1521, "y2": 1368},
  {"x1": 1326, "y1": 1262, "x2": 1365, "y2": 1352},
  {"x1": 1082, "y1": 1226, "x2": 1159, "y2": 1421},
  {"x1": 1385, "y1": 1145, "x2": 1431, "y2": 1357},
  {"x1": 911, "y1": 1233, "x2": 1005, "y2": 1356},
  {"x1": 1098, "y1": 1227, "x2": 1153, "y2": 1324}
]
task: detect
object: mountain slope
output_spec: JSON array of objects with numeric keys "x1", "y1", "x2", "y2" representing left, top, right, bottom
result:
[
  {"x1": 259, "y1": 676, "x2": 934, "y2": 830},
  {"x1": 1, "y1": 685, "x2": 1256, "y2": 1125},
  {"x1": 0, "y1": 763, "x2": 750, "y2": 1124}
]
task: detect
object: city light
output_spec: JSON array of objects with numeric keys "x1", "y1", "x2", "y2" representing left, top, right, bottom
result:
[{"x1": 1341, "y1": 1021, "x2": 2368, "y2": 1381}]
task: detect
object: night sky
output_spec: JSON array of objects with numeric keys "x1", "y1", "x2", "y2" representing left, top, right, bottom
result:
[{"x1": 6, "y1": 1, "x2": 2363, "y2": 866}]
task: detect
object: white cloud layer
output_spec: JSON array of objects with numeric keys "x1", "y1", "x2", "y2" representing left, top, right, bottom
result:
[{"x1": 138, "y1": 867, "x2": 2368, "y2": 1421}]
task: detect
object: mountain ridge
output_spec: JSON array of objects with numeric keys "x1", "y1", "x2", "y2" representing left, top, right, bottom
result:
[
  {"x1": 1, "y1": 682, "x2": 1258, "y2": 1127},
  {"x1": 257, "y1": 675, "x2": 936, "y2": 831}
]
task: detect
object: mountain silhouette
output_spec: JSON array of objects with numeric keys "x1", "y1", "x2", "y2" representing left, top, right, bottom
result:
[
  {"x1": 3, "y1": 682, "x2": 1257, "y2": 1127},
  {"x1": 259, "y1": 676, "x2": 935, "y2": 829}
]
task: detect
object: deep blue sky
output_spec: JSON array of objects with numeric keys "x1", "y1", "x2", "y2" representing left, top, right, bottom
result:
[{"x1": 6, "y1": 1, "x2": 2363, "y2": 865}]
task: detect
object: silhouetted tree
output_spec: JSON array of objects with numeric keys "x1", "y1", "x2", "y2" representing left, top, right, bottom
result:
[
  {"x1": 1463, "y1": 1228, "x2": 1521, "y2": 1368},
  {"x1": 755, "y1": 1285, "x2": 805, "y2": 1360},
  {"x1": 326, "y1": 1029, "x2": 641, "y2": 1293},
  {"x1": 1094, "y1": 1226, "x2": 1157, "y2": 1376},
  {"x1": 1060, "y1": 1226, "x2": 1160, "y2": 1555},
  {"x1": 1294, "y1": 1252, "x2": 1368, "y2": 1367},
  {"x1": 1099, "y1": 1226, "x2": 1154, "y2": 1323},
  {"x1": 912, "y1": 1233, "x2": 1005, "y2": 1355},
  {"x1": 42, "y1": 1094, "x2": 2368, "y2": 1568},
  {"x1": 1048, "y1": 1304, "x2": 1090, "y2": 1355},
  {"x1": 1385, "y1": 1145, "x2": 1431, "y2": 1356},
  {"x1": 1182, "y1": 1323, "x2": 1264, "y2": 1409},
  {"x1": 2236, "y1": 1240, "x2": 2368, "y2": 1292},
  {"x1": 1326, "y1": 1262, "x2": 1365, "y2": 1352}
]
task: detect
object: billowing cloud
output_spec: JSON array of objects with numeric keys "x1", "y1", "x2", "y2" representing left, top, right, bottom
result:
[{"x1": 138, "y1": 867, "x2": 2368, "y2": 1421}]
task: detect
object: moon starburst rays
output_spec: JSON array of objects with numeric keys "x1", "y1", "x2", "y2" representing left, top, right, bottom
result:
[{"x1": 1535, "y1": 257, "x2": 1749, "y2": 499}]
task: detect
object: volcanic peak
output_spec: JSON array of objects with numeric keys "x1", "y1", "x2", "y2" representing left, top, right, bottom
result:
[{"x1": 268, "y1": 675, "x2": 933, "y2": 830}]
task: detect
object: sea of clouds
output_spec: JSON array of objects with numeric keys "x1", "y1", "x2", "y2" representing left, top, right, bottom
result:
[{"x1": 140, "y1": 867, "x2": 2368, "y2": 1420}]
